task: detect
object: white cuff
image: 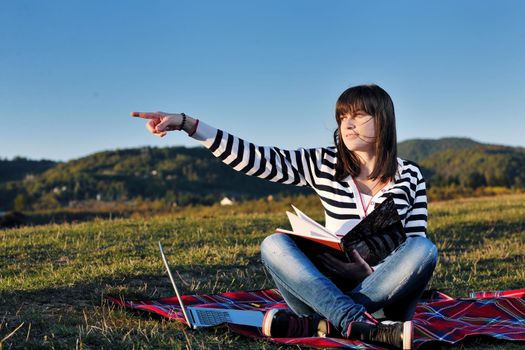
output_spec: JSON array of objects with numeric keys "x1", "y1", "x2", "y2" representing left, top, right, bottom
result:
[{"x1": 190, "y1": 120, "x2": 219, "y2": 148}]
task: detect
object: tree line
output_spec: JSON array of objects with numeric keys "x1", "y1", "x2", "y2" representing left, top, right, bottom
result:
[{"x1": 1, "y1": 137, "x2": 524, "y2": 212}]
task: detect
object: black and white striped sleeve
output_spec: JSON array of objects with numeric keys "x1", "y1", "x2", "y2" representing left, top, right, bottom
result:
[
  {"x1": 404, "y1": 169, "x2": 428, "y2": 237},
  {"x1": 190, "y1": 120, "x2": 317, "y2": 187}
]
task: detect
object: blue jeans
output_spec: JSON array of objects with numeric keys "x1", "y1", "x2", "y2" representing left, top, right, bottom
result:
[{"x1": 260, "y1": 234, "x2": 438, "y2": 336}]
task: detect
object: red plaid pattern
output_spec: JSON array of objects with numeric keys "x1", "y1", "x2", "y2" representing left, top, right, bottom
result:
[{"x1": 108, "y1": 287, "x2": 525, "y2": 349}]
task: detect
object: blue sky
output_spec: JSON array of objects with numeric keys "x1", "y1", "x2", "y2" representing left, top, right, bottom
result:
[{"x1": 1, "y1": 0, "x2": 524, "y2": 161}]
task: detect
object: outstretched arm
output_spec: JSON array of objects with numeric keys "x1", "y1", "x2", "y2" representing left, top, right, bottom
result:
[{"x1": 131, "y1": 111, "x2": 327, "y2": 188}]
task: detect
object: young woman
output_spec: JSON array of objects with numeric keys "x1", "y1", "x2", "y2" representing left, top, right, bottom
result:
[{"x1": 132, "y1": 84, "x2": 438, "y2": 350}]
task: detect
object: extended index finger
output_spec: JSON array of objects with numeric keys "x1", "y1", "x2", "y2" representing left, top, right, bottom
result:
[{"x1": 130, "y1": 111, "x2": 161, "y2": 119}]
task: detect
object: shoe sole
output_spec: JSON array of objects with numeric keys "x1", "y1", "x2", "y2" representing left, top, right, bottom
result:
[
  {"x1": 262, "y1": 308, "x2": 280, "y2": 337},
  {"x1": 403, "y1": 320, "x2": 412, "y2": 350}
]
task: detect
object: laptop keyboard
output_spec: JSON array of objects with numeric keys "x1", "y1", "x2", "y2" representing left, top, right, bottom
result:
[{"x1": 195, "y1": 309, "x2": 233, "y2": 325}]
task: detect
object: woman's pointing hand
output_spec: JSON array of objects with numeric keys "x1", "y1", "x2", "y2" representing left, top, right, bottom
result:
[{"x1": 131, "y1": 111, "x2": 188, "y2": 138}]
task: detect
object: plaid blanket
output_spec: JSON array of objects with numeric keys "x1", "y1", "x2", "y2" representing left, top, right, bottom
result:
[{"x1": 108, "y1": 288, "x2": 525, "y2": 349}]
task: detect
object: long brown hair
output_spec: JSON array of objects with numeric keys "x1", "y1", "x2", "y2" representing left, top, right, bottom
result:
[{"x1": 333, "y1": 84, "x2": 398, "y2": 182}]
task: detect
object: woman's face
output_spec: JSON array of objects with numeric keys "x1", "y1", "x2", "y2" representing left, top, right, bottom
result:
[{"x1": 339, "y1": 110, "x2": 376, "y2": 153}]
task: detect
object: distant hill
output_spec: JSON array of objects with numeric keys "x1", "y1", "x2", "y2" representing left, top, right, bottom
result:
[
  {"x1": 397, "y1": 137, "x2": 484, "y2": 162},
  {"x1": 1, "y1": 137, "x2": 524, "y2": 211},
  {"x1": 398, "y1": 137, "x2": 525, "y2": 188},
  {"x1": 0, "y1": 157, "x2": 57, "y2": 184},
  {"x1": 0, "y1": 147, "x2": 312, "y2": 211},
  {"x1": 419, "y1": 146, "x2": 525, "y2": 188}
]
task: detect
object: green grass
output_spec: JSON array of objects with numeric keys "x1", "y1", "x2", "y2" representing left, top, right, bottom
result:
[{"x1": 1, "y1": 193, "x2": 524, "y2": 349}]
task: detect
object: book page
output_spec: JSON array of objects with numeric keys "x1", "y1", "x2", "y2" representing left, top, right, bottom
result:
[
  {"x1": 285, "y1": 211, "x2": 339, "y2": 242},
  {"x1": 291, "y1": 205, "x2": 338, "y2": 239}
]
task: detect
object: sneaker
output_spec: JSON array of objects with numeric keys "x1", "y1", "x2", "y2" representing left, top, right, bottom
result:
[
  {"x1": 262, "y1": 308, "x2": 330, "y2": 338},
  {"x1": 346, "y1": 320, "x2": 412, "y2": 350}
]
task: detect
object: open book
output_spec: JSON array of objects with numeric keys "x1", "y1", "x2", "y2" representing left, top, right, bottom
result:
[
  {"x1": 275, "y1": 195, "x2": 405, "y2": 266},
  {"x1": 276, "y1": 206, "x2": 343, "y2": 250}
]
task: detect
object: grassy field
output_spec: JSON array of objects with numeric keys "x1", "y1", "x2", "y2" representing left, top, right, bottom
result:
[{"x1": 1, "y1": 193, "x2": 524, "y2": 349}]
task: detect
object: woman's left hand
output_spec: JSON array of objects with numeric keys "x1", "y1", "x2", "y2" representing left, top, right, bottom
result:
[{"x1": 316, "y1": 249, "x2": 373, "y2": 284}]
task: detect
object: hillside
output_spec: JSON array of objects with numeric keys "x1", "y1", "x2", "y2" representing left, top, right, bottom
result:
[
  {"x1": 0, "y1": 147, "x2": 312, "y2": 211},
  {"x1": 0, "y1": 157, "x2": 56, "y2": 184},
  {"x1": 419, "y1": 147, "x2": 525, "y2": 188},
  {"x1": 397, "y1": 137, "x2": 484, "y2": 162},
  {"x1": 1, "y1": 137, "x2": 525, "y2": 211}
]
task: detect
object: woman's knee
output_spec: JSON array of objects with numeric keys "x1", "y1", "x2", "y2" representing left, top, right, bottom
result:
[
  {"x1": 405, "y1": 236, "x2": 438, "y2": 269},
  {"x1": 260, "y1": 233, "x2": 293, "y2": 263}
]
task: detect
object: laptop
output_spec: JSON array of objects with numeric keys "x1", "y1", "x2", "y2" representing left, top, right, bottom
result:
[{"x1": 158, "y1": 241, "x2": 265, "y2": 329}]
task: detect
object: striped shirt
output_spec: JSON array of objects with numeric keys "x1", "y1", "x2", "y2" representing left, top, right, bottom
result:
[{"x1": 191, "y1": 121, "x2": 428, "y2": 238}]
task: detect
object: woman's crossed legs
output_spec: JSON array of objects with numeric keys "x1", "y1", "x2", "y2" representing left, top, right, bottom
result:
[{"x1": 260, "y1": 233, "x2": 438, "y2": 337}]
